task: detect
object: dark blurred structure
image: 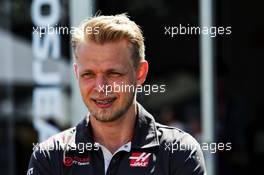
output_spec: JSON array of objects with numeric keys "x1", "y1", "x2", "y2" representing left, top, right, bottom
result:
[{"x1": 0, "y1": 0, "x2": 263, "y2": 175}]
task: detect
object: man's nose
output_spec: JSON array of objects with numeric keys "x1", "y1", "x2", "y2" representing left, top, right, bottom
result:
[{"x1": 95, "y1": 75, "x2": 109, "y2": 93}]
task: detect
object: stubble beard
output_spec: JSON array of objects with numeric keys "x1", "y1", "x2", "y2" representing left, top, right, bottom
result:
[{"x1": 89, "y1": 91, "x2": 136, "y2": 122}]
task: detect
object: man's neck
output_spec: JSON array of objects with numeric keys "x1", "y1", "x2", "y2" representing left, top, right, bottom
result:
[{"x1": 90, "y1": 103, "x2": 137, "y2": 154}]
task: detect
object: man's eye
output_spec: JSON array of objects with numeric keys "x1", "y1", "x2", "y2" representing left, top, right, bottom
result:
[
  {"x1": 109, "y1": 72, "x2": 122, "y2": 77},
  {"x1": 81, "y1": 72, "x2": 95, "y2": 78}
]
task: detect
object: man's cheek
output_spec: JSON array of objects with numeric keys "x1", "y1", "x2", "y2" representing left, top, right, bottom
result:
[{"x1": 80, "y1": 82, "x2": 92, "y2": 91}]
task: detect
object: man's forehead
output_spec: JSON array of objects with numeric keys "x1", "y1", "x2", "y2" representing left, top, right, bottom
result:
[
  {"x1": 77, "y1": 61, "x2": 126, "y2": 72},
  {"x1": 76, "y1": 39, "x2": 131, "y2": 53},
  {"x1": 75, "y1": 40, "x2": 134, "y2": 69}
]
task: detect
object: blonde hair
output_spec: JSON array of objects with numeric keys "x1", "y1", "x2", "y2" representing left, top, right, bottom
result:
[{"x1": 71, "y1": 14, "x2": 145, "y2": 68}]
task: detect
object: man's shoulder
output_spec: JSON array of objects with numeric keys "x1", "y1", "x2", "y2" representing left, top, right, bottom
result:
[
  {"x1": 155, "y1": 122, "x2": 201, "y2": 150},
  {"x1": 155, "y1": 122, "x2": 206, "y2": 174},
  {"x1": 34, "y1": 127, "x2": 77, "y2": 153}
]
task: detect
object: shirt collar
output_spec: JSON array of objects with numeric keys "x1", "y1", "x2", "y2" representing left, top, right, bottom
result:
[
  {"x1": 75, "y1": 103, "x2": 160, "y2": 149},
  {"x1": 131, "y1": 103, "x2": 160, "y2": 149}
]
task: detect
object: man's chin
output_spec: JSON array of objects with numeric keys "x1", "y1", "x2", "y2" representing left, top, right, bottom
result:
[
  {"x1": 88, "y1": 97, "x2": 135, "y2": 122},
  {"x1": 89, "y1": 109, "x2": 119, "y2": 122},
  {"x1": 92, "y1": 114, "x2": 121, "y2": 123}
]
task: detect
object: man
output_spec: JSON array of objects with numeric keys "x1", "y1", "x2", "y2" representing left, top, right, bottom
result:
[{"x1": 28, "y1": 14, "x2": 206, "y2": 175}]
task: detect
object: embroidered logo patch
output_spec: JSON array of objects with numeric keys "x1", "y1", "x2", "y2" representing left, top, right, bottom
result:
[{"x1": 129, "y1": 152, "x2": 151, "y2": 167}]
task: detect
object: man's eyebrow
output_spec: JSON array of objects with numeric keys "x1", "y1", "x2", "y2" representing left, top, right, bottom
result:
[
  {"x1": 81, "y1": 69, "x2": 94, "y2": 74},
  {"x1": 105, "y1": 68, "x2": 126, "y2": 73},
  {"x1": 80, "y1": 68, "x2": 126, "y2": 74},
  {"x1": 106, "y1": 68, "x2": 120, "y2": 72}
]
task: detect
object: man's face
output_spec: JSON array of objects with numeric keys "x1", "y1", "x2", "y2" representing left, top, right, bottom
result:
[{"x1": 74, "y1": 40, "x2": 140, "y2": 122}]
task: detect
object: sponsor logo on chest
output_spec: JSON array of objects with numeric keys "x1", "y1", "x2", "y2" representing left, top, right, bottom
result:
[
  {"x1": 129, "y1": 152, "x2": 151, "y2": 167},
  {"x1": 63, "y1": 156, "x2": 90, "y2": 167}
]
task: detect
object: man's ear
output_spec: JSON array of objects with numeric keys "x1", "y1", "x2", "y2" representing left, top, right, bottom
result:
[
  {"x1": 136, "y1": 60, "x2": 149, "y2": 85},
  {"x1": 73, "y1": 62, "x2": 79, "y2": 79}
]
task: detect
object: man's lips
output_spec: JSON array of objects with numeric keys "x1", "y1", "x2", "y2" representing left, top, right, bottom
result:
[{"x1": 91, "y1": 97, "x2": 117, "y2": 108}]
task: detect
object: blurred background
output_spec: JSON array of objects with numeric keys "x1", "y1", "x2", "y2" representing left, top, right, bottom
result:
[{"x1": 0, "y1": 0, "x2": 263, "y2": 174}]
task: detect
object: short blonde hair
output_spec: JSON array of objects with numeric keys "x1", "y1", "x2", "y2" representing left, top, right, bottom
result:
[{"x1": 71, "y1": 14, "x2": 145, "y2": 68}]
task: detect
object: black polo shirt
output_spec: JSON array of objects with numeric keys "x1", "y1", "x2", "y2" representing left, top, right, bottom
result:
[{"x1": 27, "y1": 103, "x2": 206, "y2": 175}]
